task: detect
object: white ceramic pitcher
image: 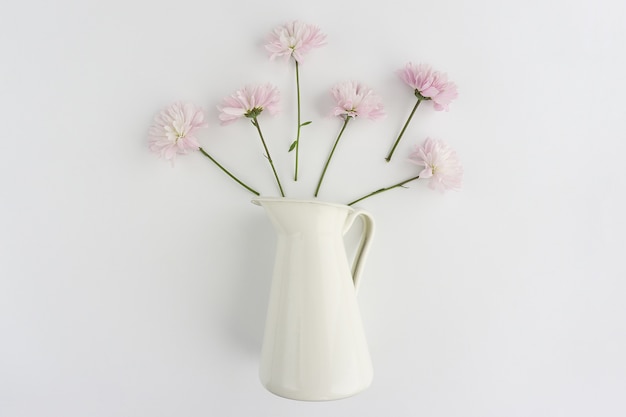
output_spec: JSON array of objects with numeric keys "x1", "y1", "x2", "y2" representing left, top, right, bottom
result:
[{"x1": 252, "y1": 197, "x2": 376, "y2": 401}]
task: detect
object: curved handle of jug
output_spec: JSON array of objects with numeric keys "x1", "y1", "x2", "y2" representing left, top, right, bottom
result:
[{"x1": 343, "y1": 209, "x2": 376, "y2": 294}]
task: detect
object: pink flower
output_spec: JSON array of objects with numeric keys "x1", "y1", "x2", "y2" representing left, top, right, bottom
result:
[
  {"x1": 398, "y1": 63, "x2": 458, "y2": 111},
  {"x1": 265, "y1": 21, "x2": 326, "y2": 63},
  {"x1": 409, "y1": 138, "x2": 463, "y2": 192},
  {"x1": 148, "y1": 102, "x2": 207, "y2": 163},
  {"x1": 330, "y1": 81, "x2": 385, "y2": 120},
  {"x1": 217, "y1": 84, "x2": 280, "y2": 125}
]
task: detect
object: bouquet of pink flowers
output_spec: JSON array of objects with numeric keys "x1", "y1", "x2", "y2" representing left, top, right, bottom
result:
[{"x1": 148, "y1": 21, "x2": 463, "y2": 205}]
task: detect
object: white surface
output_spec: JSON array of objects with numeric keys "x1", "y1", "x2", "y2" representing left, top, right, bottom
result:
[{"x1": 1, "y1": 0, "x2": 625, "y2": 416}]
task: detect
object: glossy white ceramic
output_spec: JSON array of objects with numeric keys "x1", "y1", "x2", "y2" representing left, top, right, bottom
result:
[{"x1": 252, "y1": 197, "x2": 375, "y2": 401}]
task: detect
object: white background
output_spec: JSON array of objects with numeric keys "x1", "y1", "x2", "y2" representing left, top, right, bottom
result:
[{"x1": 1, "y1": 0, "x2": 625, "y2": 416}]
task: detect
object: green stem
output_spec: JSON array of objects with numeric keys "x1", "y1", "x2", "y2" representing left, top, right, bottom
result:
[
  {"x1": 347, "y1": 175, "x2": 420, "y2": 206},
  {"x1": 252, "y1": 117, "x2": 285, "y2": 197},
  {"x1": 294, "y1": 61, "x2": 301, "y2": 181},
  {"x1": 385, "y1": 98, "x2": 422, "y2": 162},
  {"x1": 314, "y1": 117, "x2": 351, "y2": 197},
  {"x1": 198, "y1": 147, "x2": 260, "y2": 196}
]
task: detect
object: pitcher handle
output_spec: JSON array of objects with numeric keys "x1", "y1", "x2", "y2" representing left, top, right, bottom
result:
[{"x1": 343, "y1": 209, "x2": 376, "y2": 293}]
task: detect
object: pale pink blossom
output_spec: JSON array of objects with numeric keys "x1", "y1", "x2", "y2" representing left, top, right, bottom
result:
[
  {"x1": 217, "y1": 84, "x2": 280, "y2": 125},
  {"x1": 398, "y1": 63, "x2": 458, "y2": 111},
  {"x1": 148, "y1": 102, "x2": 207, "y2": 163},
  {"x1": 409, "y1": 138, "x2": 463, "y2": 192},
  {"x1": 330, "y1": 81, "x2": 385, "y2": 120},
  {"x1": 265, "y1": 21, "x2": 326, "y2": 63}
]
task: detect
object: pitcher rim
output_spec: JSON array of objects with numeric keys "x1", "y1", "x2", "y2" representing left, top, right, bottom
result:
[{"x1": 251, "y1": 197, "x2": 352, "y2": 211}]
